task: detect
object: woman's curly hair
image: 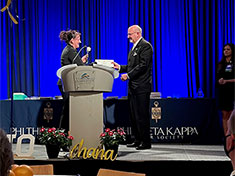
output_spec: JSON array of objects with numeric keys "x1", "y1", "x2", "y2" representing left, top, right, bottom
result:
[
  {"x1": 59, "y1": 29, "x2": 81, "y2": 44},
  {"x1": 0, "y1": 129, "x2": 14, "y2": 176}
]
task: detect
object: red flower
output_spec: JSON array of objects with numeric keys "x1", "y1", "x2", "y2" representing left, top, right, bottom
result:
[
  {"x1": 120, "y1": 132, "x2": 124, "y2": 135},
  {"x1": 68, "y1": 136, "x2": 74, "y2": 140},
  {"x1": 48, "y1": 128, "x2": 53, "y2": 133},
  {"x1": 108, "y1": 131, "x2": 113, "y2": 136},
  {"x1": 100, "y1": 133, "x2": 106, "y2": 137},
  {"x1": 40, "y1": 128, "x2": 45, "y2": 132},
  {"x1": 59, "y1": 133, "x2": 65, "y2": 136},
  {"x1": 105, "y1": 128, "x2": 110, "y2": 132}
]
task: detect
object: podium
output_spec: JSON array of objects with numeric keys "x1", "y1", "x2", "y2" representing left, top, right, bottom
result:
[{"x1": 57, "y1": 64, "x2": 118, "y2": 148}]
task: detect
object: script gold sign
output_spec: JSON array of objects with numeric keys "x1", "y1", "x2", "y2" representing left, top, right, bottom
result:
[{"x1": 69, "y1": 139, "x2": 117, "y2": 161}]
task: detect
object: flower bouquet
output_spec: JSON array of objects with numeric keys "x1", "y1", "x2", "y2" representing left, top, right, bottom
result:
[
  {"x1": 100, "y1": 128, "x2": 126, "y2": 147},
  {"x1": 38, "y1": 127, "x2": 74, "y2": 147}
]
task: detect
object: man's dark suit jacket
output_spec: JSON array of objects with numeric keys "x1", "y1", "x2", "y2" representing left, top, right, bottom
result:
[{"x1": 120, "y1": 38, "x2": 153, "y2": 94}]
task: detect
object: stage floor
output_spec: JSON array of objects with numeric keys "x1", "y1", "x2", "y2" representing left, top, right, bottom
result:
[
  {"x1": 13, "y1": 143, "x2": 229, "y2": 162},
  {"x1": 13, "y1": 144, "x2": 233, "y2": 176}
]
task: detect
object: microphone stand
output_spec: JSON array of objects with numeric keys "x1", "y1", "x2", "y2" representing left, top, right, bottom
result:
[
  {"x1": 87, "y1": 52, "x2": 92, "y2": 64},
  {"x1": 72, "y1": 45, "x2": 87, "y2": 64}
]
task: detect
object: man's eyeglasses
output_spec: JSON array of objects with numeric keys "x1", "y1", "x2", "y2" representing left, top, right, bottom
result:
[{"x1": 127, "y1": 32, "x2": 138, "y2": 36}]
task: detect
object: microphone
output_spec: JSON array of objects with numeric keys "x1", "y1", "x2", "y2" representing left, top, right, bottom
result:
[
  {"x1": 86, "y1": 47, "x2": 91, "y2": 64},
  {"x1": 72, "y1": 45, "x2": 87, "y2": 64},
  {"x1": 87, "y1": 46, "x2": 91, "y2": 53}
]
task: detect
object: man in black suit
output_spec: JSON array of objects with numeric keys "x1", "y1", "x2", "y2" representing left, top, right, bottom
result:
[{"x1": 113, "y1": 25, "x2": 153, "y2": 150}]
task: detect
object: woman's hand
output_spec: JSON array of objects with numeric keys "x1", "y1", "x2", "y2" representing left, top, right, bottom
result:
[
  {"x1": 218, "y1": 78, "x2": 226, "y2": 84},
  {"x1": 81, "y1": 54, "x2": 88, "y2": 63}
]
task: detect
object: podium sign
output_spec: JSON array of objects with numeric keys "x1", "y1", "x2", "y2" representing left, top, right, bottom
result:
[{"x1": 73, "y1": 70, "x2": 95, "y2": 90}]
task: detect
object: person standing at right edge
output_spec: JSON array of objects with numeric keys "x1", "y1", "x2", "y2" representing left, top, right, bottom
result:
[
  {"x1": 113, "y1": 25, "x2": 153, "y2": 150},
  {"x1": 225, "y1": 110, "x2": 235, "y2": 176},
  {"x1": 216, "y1": 43, "x2": 235, "y2": 136}
]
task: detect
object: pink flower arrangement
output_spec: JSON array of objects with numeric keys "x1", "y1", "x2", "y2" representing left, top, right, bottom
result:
[
  {"x1": 100, "y1": 128, "x2": 126, "y2": 147},
  {"x1": 38, "y1": 127, "x2": 74, "y2": 147}
]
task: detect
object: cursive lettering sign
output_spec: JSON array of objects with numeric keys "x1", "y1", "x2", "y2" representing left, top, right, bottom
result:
[{"x1": 69, "y1": 139, "x2": 117, "y2": 161}]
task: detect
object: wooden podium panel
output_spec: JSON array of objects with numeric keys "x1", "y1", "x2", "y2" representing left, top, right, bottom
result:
[{"x1": 69, "y1": 92, "x2": 103, "y2": 148}]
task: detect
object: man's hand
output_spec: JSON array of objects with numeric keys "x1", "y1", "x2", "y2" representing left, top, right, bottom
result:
[
  {"x1": 226, "y1": 134, "x2": 234, "y2": 152},
  {"x1": 121, "y1": 74, "x2": 128, "y2": 81},
  {"x1": 112, "y1": 62, "x2": 120, "y2": 70},
  {"x1": 219, "y1": 78, "x2": 226, "y2": 85}
]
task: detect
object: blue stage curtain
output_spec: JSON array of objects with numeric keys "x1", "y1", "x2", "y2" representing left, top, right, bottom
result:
[{"x1": 0, "y1": 0, "x2": 234, "y2": 99}]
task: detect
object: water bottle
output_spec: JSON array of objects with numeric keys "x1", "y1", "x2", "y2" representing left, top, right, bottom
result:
[{"x1": 197, "y1": 88, "x2": 204, "y2": 98}]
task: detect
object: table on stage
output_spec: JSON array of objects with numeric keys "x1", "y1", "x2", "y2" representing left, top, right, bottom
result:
[
  {"x1": 104, "y1": 98, "x2": 223, "y2": 144},
  {"x1": 0, "y1": 99, "x2": 63, "y2": 133},
  {"x1": 0, "y1": 98, "x2": 223, "y2": 144}
]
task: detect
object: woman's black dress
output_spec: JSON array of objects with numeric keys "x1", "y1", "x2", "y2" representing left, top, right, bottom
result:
[{"x1": 217, "y1": 60, "x2": 235, "y2": 111}]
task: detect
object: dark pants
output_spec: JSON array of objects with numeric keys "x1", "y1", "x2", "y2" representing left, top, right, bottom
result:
[
  {"x1": 58, "y1": 84, "x2": 69, "y2": 132},
  {"x1": 128, "y1": 92, "x2": 151, "y2": 144}
]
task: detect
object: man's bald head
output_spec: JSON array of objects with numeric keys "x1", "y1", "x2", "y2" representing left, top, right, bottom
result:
[{"x1": 127, "y1": 25, "x2": 142, "y2": 43}]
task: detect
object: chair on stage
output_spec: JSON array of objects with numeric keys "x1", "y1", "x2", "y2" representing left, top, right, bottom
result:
[
  {"x1": 29, "y1": 164, "x2": 54, "y2": 175},
  {"x1": 97, "y1": 168, "x2": 146, "y2": 176}
]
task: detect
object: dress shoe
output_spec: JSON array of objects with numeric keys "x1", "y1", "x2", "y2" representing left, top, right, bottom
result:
[
  {"x1": 136, "y1": 143, "x2": 151, "y2": 150},
  {"x1": 126, "y1": 142, "x2": 140, "y2": 147}
]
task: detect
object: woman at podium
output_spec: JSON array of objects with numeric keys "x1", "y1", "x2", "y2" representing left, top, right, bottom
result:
[{"x1": 57, "y1": 29, "x2": 88, "y2": 132}]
